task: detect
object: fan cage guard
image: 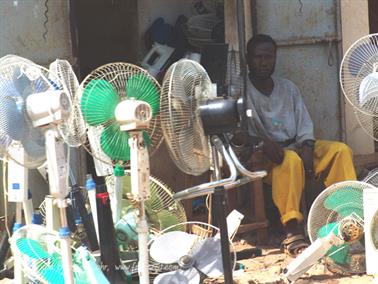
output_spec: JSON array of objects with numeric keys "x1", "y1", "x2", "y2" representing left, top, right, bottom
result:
[
  {"x1": 10, "y1": 225, "x2": 85, "y2": 283},
  {"x1": 78, "y1": 62, "x2": 164, "y2": 167},
  {"x1": 340, "y1": 33, "x2": 378, "y2": 116},
  {"x1": 160, "y1": 59, "x2": 212, "y2": 176},
  {"x1": 307, "y1": 181, "x2": 373, "y2": 274},
  {"x1": 0, "y1": 60, "x2": 70, "y2": 169},
  {"x1": 147, "y1": 221, "x2": 237, "y2": 280},
  {"x1": 49, "y1": 60, "x2": 86, "y2": 148},
  {"x1": 106, "y1": 170, "x2": 187, "y2": 246}
]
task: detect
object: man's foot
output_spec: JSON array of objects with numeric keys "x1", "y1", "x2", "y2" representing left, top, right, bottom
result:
[{"x1": 281, "y1": 234, "x2": 309, "y2": 257}]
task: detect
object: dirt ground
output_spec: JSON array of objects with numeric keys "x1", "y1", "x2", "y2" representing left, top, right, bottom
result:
[{"x1": 204, "y1": 233, "x2": 375, "y2": 284}]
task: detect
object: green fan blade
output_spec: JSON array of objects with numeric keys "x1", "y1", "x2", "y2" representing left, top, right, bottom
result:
[
  {"x1": 125, "y1": 73, "x2": 160, "y2": 116},
  {"x1": 156, "y1": 210, "x2": 180, "y2": 229},
  {"x1": 324, "y1": 188, "x2": 363, "y2": 218},
  {"x1": 16, "y1": 238, "x2": 50, "y2": 259},
  {"x1": 81, "y1": 79, "x2": 119, "y2": 126},
  {"x1": 317, "y1": 222, "x2": 350, "y2": 264},
  {"x1": 100, "y1": 123, "x2": 130, "y2": 161}
]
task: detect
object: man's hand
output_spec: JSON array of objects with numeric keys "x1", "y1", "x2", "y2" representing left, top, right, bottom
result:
[
  {"x1": 301, "y1": 145, "x2": 314, "y2": 179},
  {"x1": 262, "y1": 138, "x2": 284, "y2": 164}
]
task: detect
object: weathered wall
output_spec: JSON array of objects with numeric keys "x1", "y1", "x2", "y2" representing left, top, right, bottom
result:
[
  {"x1": 340, "y1": 0, "x2": 373, "y2": 155},
  {"x1": 0, "y1": 0, "x2": 73, "y2": 65},
  {"x1": 254, "y1": 0, "x2": 341, "y2": 142}
]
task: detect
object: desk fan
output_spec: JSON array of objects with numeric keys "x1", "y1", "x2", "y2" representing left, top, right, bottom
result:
[
  {"x1": 339, "y1": 33, "x2": 378, "y2": 140},
  {"x1": 284, "y1": 181, "x2": 374, "y2": 282},
  {"x1": 79, "y1": 62, "x2": 161, "y2": 284},
  {"x1": 9, "y1": 224, "x2": 109, "y2": 284},
  {"x1": 0, "y1": 58, "x2": 78, "y2": 283},
  {"x1": 160, "y1": 59, "x2": 266, "y2": 284}
]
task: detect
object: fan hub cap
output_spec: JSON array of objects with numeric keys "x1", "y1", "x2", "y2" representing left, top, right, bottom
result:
[{"x1": 178, "y1": 255, "x2": 195, "y2": 270}]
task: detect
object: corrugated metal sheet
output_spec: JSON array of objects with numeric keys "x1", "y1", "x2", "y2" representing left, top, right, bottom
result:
[{"x1": 254, "y1": 0, "x2": 341, "y2": 140}]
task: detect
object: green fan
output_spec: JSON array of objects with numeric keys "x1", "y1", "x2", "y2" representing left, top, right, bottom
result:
[
  {"x1": 284, "y1": 181, "x2": 373, "y2": 282},
  {"x1": 80, "y1": 63, "x2": 161, "y2": 163},
  {"x1": 10, "y1": 225, "x2": 109, "y2": 284},
  {"x1": 105, "y1": 170, "x2": 187, "y2": 250}
]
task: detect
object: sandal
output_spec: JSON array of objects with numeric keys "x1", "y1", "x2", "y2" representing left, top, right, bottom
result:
[{"x1": 281, "y1": 234, "x2": 309, "y2": 257}]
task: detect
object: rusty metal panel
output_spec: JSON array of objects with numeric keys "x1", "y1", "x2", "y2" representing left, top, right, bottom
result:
[{"x1": 254, "y1": 0, "x2": 341, "y2": 140}]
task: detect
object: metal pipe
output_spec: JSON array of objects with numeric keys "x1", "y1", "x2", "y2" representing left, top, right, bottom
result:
[
  {"x1": 173, "y1": 142, "x2": 237, "y2": 201},
  {"x1": 227, "y1": 146, "x2": 267, "y2": 180},
  {"x1": 276, "y1": 36, "x2": 341, "y2": 47}
]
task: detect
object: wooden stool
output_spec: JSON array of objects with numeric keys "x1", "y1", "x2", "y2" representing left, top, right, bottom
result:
[{"x1": 228, "y1": 151, "x2": 269, "y2": 244}]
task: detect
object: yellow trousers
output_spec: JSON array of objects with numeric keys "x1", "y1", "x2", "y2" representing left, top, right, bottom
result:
[{"x1": 263, "y1": 140, "x2": 356, "y2": 225}]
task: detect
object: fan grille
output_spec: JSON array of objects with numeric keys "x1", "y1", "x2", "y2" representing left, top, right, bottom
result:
[
  {"x1": 307, "y1": 181, "x2": 373, "y2": 274},
  {"x1": 49, "y1": 60, "x2": 86, "y2": 147},
  {"x1": 79, "y1": 62, "x2": 163, "y2": 166},
  {"x1": 160, "y1": 59, "x2": 211, "y2": 176},
  {"x1": 0, "y1": 60, "x2": 65, "y2": 168},
  {"x1": 340, "y1": 33, "x2": 378, "y2": 116}
]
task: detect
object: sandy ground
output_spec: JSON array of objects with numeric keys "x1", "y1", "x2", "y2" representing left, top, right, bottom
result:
[{"x1": 203, "y1": 238, "x2": 375, "y2": 284}]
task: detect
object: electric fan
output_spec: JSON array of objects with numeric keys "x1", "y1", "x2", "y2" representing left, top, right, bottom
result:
[
  {"x1": 284, "y1": 181, "x2": 374, "y2": 282},
  {"x1": 150, "y1": 221, "x2": 236, "y2": 284},
  {"x1": 339, "y1": 33, "x2": 378, "y2": 140},
  {"x1": 0, "y1": 57, "x2": 82, "y2": 283},
  {"x1": 9, "y1": 224, "x2": 109, "y2": 284},
  {"x1": 105, "y1": 170, "x2": 187, "y2": 249},
  {"x1": 79, "y1": 62, "x2": 162, "y2": 284},
  {"x1": 160, "y1": 59, "x2": 266, "y2": 284},
  {"x1": 186, "y1": 14, "x2": 222, "y2": 48}
]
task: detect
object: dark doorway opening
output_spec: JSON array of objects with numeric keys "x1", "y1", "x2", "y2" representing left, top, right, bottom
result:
[{"x1": 72, "y1": 0, "x2": 139, "y2": 80}]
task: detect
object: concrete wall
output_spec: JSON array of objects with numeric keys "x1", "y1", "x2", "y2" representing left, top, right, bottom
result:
[
  {"x1": 340, "y1": 0, "x2": 373, "y2": 155},
  {"x1": 0, "y1": 0, "x2": 73, "y2": 65},
  {"x1": 0, "y1": 0, "x2": 73, "y2": 216}
]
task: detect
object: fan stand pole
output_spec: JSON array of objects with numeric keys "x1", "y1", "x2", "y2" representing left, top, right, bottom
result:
[
  {"x1": 45, "y1": 130, "x2": 74, "y2": 284},
  {"x1": 211, "y1": 145, "x2": 233, "y2": 284},
  {"x1": 129, "y1": 132, "x2": 150, "y2": 284}
]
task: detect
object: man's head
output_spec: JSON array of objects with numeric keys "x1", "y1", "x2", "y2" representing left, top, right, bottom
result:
[{"x1": 246, "y1": 34, "x2": 277, "y2": 80}]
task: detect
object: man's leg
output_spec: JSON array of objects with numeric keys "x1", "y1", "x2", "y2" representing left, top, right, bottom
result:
[
  {"x1": 313, "y1": 140, "x2": 357, "y2": 187},
  {"x1": 270, "y1": 150, "x2": 308, "y2": 256}
]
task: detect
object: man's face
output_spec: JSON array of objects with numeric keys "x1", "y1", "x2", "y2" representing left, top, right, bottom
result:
[{"x1": 247, "y1": 42, "x2": 276, "y2": 79}]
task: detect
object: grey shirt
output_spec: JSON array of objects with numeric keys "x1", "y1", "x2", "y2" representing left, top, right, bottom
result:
[{"x1": 246, "y1": 76, "x2": 314, "y2": 149}]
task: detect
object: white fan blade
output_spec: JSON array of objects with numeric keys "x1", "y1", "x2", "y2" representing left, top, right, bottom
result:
[
  {"x1": 191, "y1": 237, "x2": 223, "y2": 277},
  {"x1": 150, "y1": 231, "x2": 198, "y2": 264},
  {"x1": 359, "y1": 72, "x2": 378, "y2": 106},
  {"x1": 284, "y1": 233, "x2": 343, "y2": 282},
  {"x1": 153, "y1": 267, "x2": 200, "y2": 284}
]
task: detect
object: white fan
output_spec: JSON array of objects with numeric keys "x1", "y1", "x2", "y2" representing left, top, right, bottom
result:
[
  {"x1": 339, "y1": 33, "x2": 378, "y2": 140},
  {"x1": 150, "y1": 222, "x2": 236, "y2": 284}
]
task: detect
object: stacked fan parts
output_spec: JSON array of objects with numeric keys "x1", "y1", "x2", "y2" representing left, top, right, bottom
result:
[
  {"x1": 150, "y1": 222, "x2": 233, "y2": 284},
  {"x1": 105, "y1": 171, "x2": 187, "y2": 249}
]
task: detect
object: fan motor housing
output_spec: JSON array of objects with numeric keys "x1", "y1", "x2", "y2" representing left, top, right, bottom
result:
[
  {"x1": 199, "y1": 97, "x2": 239, "y2": 135},
  {"x1": 115, "y1": 99, "x2": 152, "y2": 131},
  {"x1": 26, "y1": 90, "x2": 71, "y2": 127}
]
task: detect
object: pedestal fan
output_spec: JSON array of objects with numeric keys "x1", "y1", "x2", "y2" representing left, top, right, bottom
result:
[
  {"x1": 0, "y1": 57, "x2": 77, "y2": 283},
  {"x1": 78, "y1": 62, "x2": 161, "y2": 284},
  {"x1": 160, "y1": 59, "x2": 266, "y2": 284}
]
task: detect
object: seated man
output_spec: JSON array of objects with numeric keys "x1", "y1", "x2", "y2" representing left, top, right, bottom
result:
[{"x1": 244, "y1": 34, "x2": 357, "y2": 257}]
